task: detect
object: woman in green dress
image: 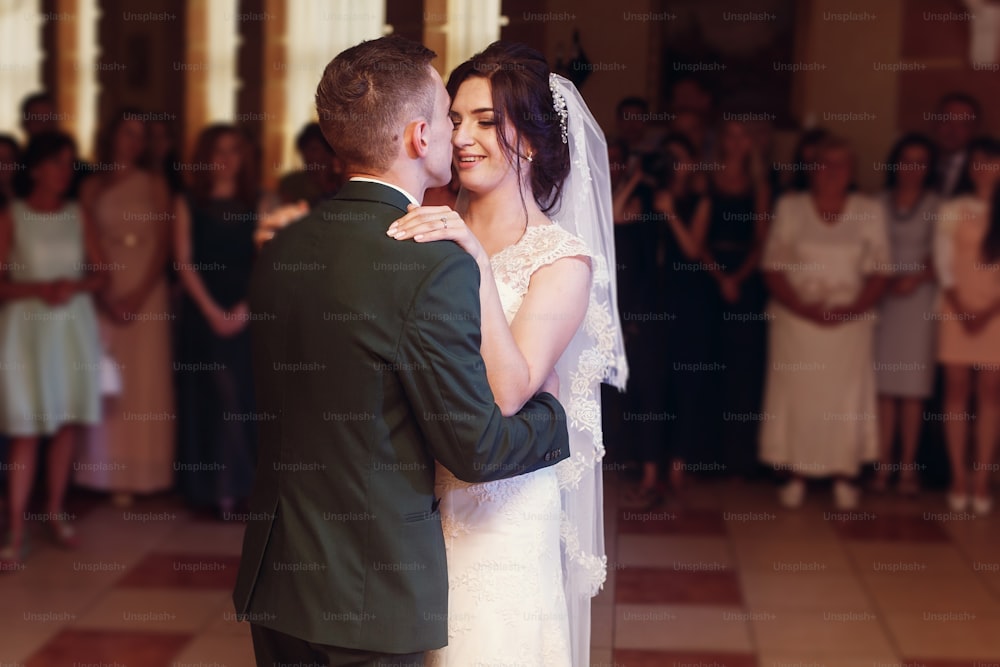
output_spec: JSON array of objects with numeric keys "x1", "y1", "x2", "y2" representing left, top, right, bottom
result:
[{"x1": 0, "y1": 132, "x2": 107, "y2": 568}]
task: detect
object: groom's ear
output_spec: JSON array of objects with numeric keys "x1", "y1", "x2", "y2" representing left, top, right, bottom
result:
[{"x1": 406, "y1": 118, "x2": 430, "y2": 159}]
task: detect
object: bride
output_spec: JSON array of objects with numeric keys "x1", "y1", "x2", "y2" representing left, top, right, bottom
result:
[{"x1": 386, "y1": 41, "x2": 626, "y2": 667}]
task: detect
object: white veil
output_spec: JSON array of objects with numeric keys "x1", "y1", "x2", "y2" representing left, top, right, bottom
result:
[{"x1": 546, "y1": 72, "x2": 628, "y2": 667}]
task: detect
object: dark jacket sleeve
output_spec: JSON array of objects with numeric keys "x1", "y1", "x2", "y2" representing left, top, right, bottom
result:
[{"x1": 396, "y1": 251, "x2": 569, "y2": 483}]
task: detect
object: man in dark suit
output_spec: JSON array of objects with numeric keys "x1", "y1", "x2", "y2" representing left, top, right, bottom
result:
[
  {"x1": 933, "y1": 92, "x2": 981, "y2": 197},
  {"x1": 232, "y1": 36, "x2": 570, "y2": 667}
]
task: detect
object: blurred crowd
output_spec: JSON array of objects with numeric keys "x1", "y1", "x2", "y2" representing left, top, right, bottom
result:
[
  {"x1": 0, "y1": 91, "x2": 345, "y2": 567},
  {"x1": 607, "y1": 78, "x2": 1000, "y2": 516},
  {"x1": 0, "y1": 76, "x2": 998, "y2": 569}
]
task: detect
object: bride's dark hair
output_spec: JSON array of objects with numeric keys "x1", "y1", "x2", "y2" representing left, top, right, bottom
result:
[{"x1": 446, "y1": 41, "x2": 571, "y2": 214}]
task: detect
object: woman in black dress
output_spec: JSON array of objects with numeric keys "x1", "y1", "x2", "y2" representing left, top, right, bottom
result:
[
  {"x1": 610, "y1": 140, "x2": 670, "y2": 506},
  {"x1": 173, "y1": 125, "x2": 259, "y2": 518},
  {"x1": 655, "y1": 134, "x2": 714, "y2": 498},
  {"x1": 702, "y1": 119, "x2": 771, "y2": 476}
]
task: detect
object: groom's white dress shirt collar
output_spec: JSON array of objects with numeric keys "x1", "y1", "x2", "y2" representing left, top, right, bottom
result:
[{"x1": 349, "y1": 177, "x2": 419, "y2": 207}]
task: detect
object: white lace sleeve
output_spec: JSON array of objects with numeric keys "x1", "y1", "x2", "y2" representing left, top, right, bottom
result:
[{"x1": 491, "y1": 224, "x2": 593, "y2": 296}]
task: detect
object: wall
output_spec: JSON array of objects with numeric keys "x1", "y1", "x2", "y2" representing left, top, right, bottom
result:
[
  {"x1": 539, "y1": 0, "x2": 655, "y2": 132},
  {"x1": 897, "y1": 0, "x2": 1000, "y2": 136},
  {"x1": 93, "y1": 0, "x2": 187, "y2": 157},
  {"x1": 791, "y1": 0, "x2": 905, "y2": 191}
]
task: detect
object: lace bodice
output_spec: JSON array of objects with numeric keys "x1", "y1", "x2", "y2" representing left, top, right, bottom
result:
[{"x1": 491, "y1": 224, "x2": 592, "y2": 318}]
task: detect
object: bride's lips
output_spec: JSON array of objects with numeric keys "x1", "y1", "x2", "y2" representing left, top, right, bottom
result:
[{"x1": 455, "y1": 153, "x2": 486, "y2": 170}]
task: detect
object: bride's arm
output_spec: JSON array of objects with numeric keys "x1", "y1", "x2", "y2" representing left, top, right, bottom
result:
[
  {"x1": 475, "y1": 253, "x2": 591, "y2": 416},
  {"x1": 388, "y1": 205, "x2": 591, "y2": 416}
]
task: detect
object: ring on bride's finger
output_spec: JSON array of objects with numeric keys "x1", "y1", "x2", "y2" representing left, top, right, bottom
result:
[{"x1": 440, "y1": 216, "x2": 448, "y2": 229}]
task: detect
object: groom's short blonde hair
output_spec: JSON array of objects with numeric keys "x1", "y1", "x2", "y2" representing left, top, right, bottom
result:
[{"x1": 316, "y1": 36, "x2": 437, "y2": 174}]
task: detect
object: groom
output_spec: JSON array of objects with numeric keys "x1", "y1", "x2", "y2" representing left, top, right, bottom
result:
[{"x1": 232, "y1": 36, "x2": 570, "y2": 667}]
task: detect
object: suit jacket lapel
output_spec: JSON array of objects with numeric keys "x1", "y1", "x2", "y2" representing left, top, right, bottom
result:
[{"x1": 333, "y1": 180, "x2": 414, "y2": 214}]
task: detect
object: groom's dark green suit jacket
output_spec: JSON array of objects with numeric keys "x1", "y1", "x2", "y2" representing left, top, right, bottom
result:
[{"x1": 232, "y1": 180, "x2": 570, "y2": 654}]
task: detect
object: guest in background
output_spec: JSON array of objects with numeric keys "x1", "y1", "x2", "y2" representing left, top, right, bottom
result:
[
  {"x1": 759, "y1": 136, "x2": 891, "y2": 510},
  {"x1": 934, "y1": 93, "x2": 981, "y2": 197},
  {"x1": 277, "y1": 122, "x2": 344, "y2": 206},
  {"x1": 672, "y1": 110, "x2": 711, "y2": 165},
  {"x1": 614, "y1": 96, "x2": 651, "y2": 174},
  {"x1": 73, "y1": 110, "x2": 176, "y2": 506},
  {"x1": 147, "y1": 117, "x2": 187, "y2": 339},
  {"x1": 746, "y1": 115, "x2": 782, "y2": 200},
  {"x1": 873, "y1": 133, "x2": 940, "y2": 496},
  {"x1": 612, "y1": 140, "x2": 669, "y2": 506},
  {"x1": 608, "y1": 141, "x2": 628, "y2": 190},
  {"x1": 702, "y1": 118, "x2": 770, "y2": 476},
  {"x1": 655, "y1": 133, "x2": 713, "y2": 498},
  {"x1": 148, "y1": 117, "x2": 185, "y2": 196},
  {"x1": 0, "y1": 135, "x2": 21, "y2": 206},
  {"x1": 669, "y1": 77, "x2": 715, "y2": 160},
  {"x1": 19, "y1": 92, "x2": 92, "y2": 198},
  {"x1": 671, "y1": 77, "x2": 714, "y2": 119},
  {"x1": 0, "y1": 132, "x2": 107, "y2": 566},
  {"x1": 785, "y1": 127, "x2": 831, "y2": 193},
  {"x1": 19, "y1": 92, "x2": 59, "y2": 139},
  {"x1": 935, "y1": 137, "x2": 1000, "y2": 515},
  {"x1": 174, "y1": 124, "x2": 258, "y2": 519}
]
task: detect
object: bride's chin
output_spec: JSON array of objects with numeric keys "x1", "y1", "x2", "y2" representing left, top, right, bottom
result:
[{"x1": 456, "y1": 178, "x2": 486, "y2": 194}]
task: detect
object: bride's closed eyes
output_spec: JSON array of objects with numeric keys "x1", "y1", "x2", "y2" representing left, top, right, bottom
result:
[{"x1": 450, "y1": 110, "x2": 496, "y2": 130}]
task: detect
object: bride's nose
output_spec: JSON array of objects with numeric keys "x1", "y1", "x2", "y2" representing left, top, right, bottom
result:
[{"x1": 452, "y1": 122, "x2": 472, "y2": 148}]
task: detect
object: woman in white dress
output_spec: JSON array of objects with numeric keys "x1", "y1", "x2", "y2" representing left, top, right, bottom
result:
[
  {"x1": 388, "y1": 42, "x2": 627, "y2": 667},
  {"x1": 760, "y1": 136, "x2": 893, "y2": 510}
]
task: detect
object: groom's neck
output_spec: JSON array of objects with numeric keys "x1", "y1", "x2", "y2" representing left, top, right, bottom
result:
[{"x1": 347, "y1": 168, "x2": 425, "y2": 204}]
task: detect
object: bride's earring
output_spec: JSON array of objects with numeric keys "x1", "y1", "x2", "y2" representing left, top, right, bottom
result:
[{"x1": 526, "y1": 151, "x2": 534, "y2": 162}]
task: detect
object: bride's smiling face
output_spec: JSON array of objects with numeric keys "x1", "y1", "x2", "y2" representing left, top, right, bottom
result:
[{"x1": 450, "y1": 77, "x2": 527, "y2": 195}]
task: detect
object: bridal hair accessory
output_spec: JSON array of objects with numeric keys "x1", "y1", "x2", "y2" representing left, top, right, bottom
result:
[{"x1": 548, "y1": 73, "x2": 568, "y2": 144}]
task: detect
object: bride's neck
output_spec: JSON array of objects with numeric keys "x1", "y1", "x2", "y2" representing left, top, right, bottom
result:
[{"x1": 463, "y1": 180, "x2": 545, "y2": 252}]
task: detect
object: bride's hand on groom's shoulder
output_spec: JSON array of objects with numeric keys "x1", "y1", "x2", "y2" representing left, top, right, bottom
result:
[
  {"x1": 254, "y1": 200, "x2": 310, "y2": 249},
  {"x1": 387, "y1": 205, "x2": 486, "y2": 262}
]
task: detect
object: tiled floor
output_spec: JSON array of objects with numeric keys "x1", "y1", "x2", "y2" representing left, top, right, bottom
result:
[{"x1": 2, "y1": 473, "x2": 998, "y2": 666}]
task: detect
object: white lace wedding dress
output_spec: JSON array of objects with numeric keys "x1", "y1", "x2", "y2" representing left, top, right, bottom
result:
[{"x1": 426, "y1": 223, "x2": 595, "y2": 667}]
